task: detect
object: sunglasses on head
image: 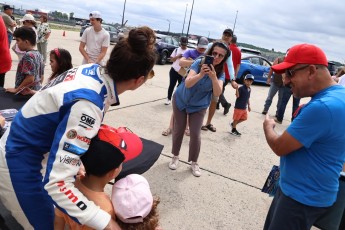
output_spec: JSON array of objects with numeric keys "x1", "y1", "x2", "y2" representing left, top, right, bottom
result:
[{"x1": 212, "y1": 42, "x2": 229, "y2": 57}]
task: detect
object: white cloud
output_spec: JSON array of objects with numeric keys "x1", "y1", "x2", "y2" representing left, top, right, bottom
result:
[{"x1": 9, "y1": 0, "x2": 345, "y2": 62}]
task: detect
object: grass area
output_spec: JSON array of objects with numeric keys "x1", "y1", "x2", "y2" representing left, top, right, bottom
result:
[
  {"x1": 49, "y1": 23, "x2": 80, "y2": 32},
  {"x1": 13, "y1": 14, "x2": 80, "y2": 32}
]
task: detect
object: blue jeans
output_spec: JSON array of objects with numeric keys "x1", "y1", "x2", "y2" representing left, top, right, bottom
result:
[
  {"x1": 7, "y1": 31, "x2": 13, "y2": 48},
  {"x1": 276, "y1": 86, "x2": 300, "y2": 121},
  {"x1": 263, "y1": 82, "x2": 284, "y2": 114}
]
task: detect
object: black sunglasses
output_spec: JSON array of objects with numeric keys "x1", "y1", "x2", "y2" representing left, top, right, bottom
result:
[{"x1": 285, "y1": 65, "x2": 310, "y2": 78}]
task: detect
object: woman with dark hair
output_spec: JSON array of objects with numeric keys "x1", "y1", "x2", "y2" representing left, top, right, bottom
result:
[
  {"x1": 169, "y1": 41, "x2": 230, "y2": 177},
  {"x1": 0, "y1": 26, "x2": 156, "y2": 230},
  {"x1": 20, "y1": 48, "x2": 73, "y2": 95},
  {"x1": 48, "y1": 48, "x2": 72, "y2": 81},
  {"x1": 37, "y1": 15, "x2": 51, "y2": 64}
]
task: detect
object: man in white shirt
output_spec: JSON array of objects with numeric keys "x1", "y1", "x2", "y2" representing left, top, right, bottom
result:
[{"x1": 79, "y1": 11, "x2": 110, "y2": 66}]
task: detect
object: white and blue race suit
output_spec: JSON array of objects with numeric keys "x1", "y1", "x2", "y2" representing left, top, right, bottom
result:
[{"x1": 0, "y1": 64, "x2": 119, "y2": 229}]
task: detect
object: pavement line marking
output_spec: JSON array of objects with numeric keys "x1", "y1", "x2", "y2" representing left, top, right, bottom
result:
[
  {"x1": 161, "y1": 153, "x2": 262, "y2": 191},
  {"x1": 107, "y1": 98, "x2": 166, "y2": 112}
]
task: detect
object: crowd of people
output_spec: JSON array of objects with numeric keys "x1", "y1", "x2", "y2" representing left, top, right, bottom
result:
[{"x1": 1, "y1": 5, "x2": 345, "y2": 230}]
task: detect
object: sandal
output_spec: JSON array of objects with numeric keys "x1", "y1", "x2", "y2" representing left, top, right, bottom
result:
[
  {"x1": 202, "y1": 124, "x2": 216, "y2": 132},
  {"x1": 162, "y1": 128, "x2": 172, "y2": 136},
  {"x1": 201, "y1": 125, "x2": 208, "y2": 131},
  {"x1": 184, "y1": 129, "x2": 190, "y2": 136}
]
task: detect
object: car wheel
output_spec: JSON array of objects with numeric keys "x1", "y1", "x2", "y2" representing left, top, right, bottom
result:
[
  {"x1": 238, "y1": 71, "x2": 250, "y2": 84},
  {"x1": 158, "y1": 51, "x2": 168, "y2": 65}
]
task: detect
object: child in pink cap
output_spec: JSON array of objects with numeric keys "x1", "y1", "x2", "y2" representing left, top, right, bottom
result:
[{"x1": 112, "y1": 174, "x2": 162, "y2": 230}]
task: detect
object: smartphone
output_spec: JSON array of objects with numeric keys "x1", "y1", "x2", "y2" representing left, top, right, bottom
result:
[{"x1": 204, "y1": 55, "x2": 214, "y2": 66}]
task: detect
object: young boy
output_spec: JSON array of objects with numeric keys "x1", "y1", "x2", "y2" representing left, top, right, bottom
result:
[
  {"x1": 6, "y1": 26, "x2": 44, "y2": 94},
  {"x1": 112, "y1": 174, "x2": 161, "y2": 230},
  {"x1": 54, "y1": 124, "x2": 143, "y2": 230},
  {"x1": 230, "y1": 74, "x2": 254, "y2": 136}
]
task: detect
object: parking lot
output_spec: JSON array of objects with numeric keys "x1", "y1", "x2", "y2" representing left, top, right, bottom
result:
[{"x1": 3, "y1": 29, "x2": 311, "y2": 229}]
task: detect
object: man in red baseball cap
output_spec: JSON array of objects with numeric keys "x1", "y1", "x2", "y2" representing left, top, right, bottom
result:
[{"x1": 263, "y1": 43, "x2": 345, "y2": 229}]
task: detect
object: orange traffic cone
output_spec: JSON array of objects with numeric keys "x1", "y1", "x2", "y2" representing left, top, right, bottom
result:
[{"x1": 63, "y1": 31, "x2": 65, "y2": 37}]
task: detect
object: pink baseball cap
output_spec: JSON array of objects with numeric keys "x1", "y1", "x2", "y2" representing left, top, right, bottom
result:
[{"x1": 112, "y1": 174, "x2": 153, "y2": 223}]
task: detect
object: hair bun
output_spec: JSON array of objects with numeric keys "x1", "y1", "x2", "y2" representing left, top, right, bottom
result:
[{"x1": 127, "y1": 26, "x2": 156, "y2": 53}]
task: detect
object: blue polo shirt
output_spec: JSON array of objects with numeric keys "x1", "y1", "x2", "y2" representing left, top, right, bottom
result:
[{"x1": 174, "y1": 59, "x2": 225, "y2": 113}]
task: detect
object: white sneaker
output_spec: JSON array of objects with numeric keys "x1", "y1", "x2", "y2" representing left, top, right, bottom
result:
[
  {"x1": 169, "y1": 156, "x2": 179, "y2": 170},
  {"x1": 191, "y1": 162, "x2": 201, "y2": 177},
  {"x1": 165, "y1": 99, "x2": 171, "y2": 105}
]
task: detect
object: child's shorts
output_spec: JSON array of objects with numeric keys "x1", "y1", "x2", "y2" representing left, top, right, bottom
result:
[{"x1": 233, "y1": 108, "x2": 247, "y2": 121}]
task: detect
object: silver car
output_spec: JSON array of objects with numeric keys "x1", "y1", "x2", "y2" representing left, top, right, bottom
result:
[{"x1": 80, "y1": 24, "x2": 120, "y2": 43}]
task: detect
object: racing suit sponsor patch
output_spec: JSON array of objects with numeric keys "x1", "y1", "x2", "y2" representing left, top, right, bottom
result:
[
  {"x1": 41, "y1": 67, "x2": 78, "y2": 90},
  {"x1": 76, "y1": 135, "x2": 91, "y2": 145},
  {"x1": 80, "y1": 113, "x2": 95, "y2": 128},
  {"x1": 59, "y1": 155, "x2": 81, "y2": 166},
  {"x1": 81, "y1": 65, "x2": 103, "y2": 84},
  {"x1": 66, "y1": 129, "x2": 77, "y2": 139},
  {"x1": 63, "y1": 142, "x2": 86, "y2": 155},
  {"x1": 57, "y1": 181, "x2": 87, "y2": 210}
]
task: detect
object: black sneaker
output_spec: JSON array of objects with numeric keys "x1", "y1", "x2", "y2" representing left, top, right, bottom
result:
[
  {"x1": 231, "y1": 129, "x2": 241, "y2": 136},
  {"x1": 262, "y1": 110, "x2": 268, "y2": 115},
  {"x1": 224, "y1": 103, "x2": 231, "y2": 115}
]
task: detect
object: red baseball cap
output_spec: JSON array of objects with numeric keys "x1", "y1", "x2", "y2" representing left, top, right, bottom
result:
[
  {"x1": 97, "y1": 125, "x2": 143, "y2": 162},
  {"x1": 272, "y1": 44, "x2": 328, "y2": 74}
]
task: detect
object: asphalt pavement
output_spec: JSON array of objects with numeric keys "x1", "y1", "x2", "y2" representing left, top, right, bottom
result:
[{"x1": 3, "y1": 29, "x2": 311, "y2": 230}]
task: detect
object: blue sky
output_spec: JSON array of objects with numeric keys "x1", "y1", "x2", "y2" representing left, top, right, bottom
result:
[{"x1": 4, "y1": 0, "x2": 345, "y2": 62}]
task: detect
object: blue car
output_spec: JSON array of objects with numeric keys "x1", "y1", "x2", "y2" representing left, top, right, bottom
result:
[{"x1": 236, "y1": 54, "x2": 272, "y2": 84}]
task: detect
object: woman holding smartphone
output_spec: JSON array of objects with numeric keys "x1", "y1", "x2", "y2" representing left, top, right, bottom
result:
[{"x1": 168, "y1": 41, "x2": 230, "y2": 177}]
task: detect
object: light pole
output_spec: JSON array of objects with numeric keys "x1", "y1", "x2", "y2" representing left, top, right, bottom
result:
[
  {"x1": 166, "y1": 19, "x2": 171, "y2": 35},
  {"x1": 233, "y1": 10, "x2": 238, "y2": 33},
  {"x1": 186, "y1": 0, "x2": 195, "y2": 38},
  {"x1": 207, "y1": 31, "x2": 210, "y2": 38},
  {"x1": 181, "y1": 3, "x2": 188, "y2": 36},
  {"x1": 121, "y1": 0, "x2": 127, "y2": 28}
]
